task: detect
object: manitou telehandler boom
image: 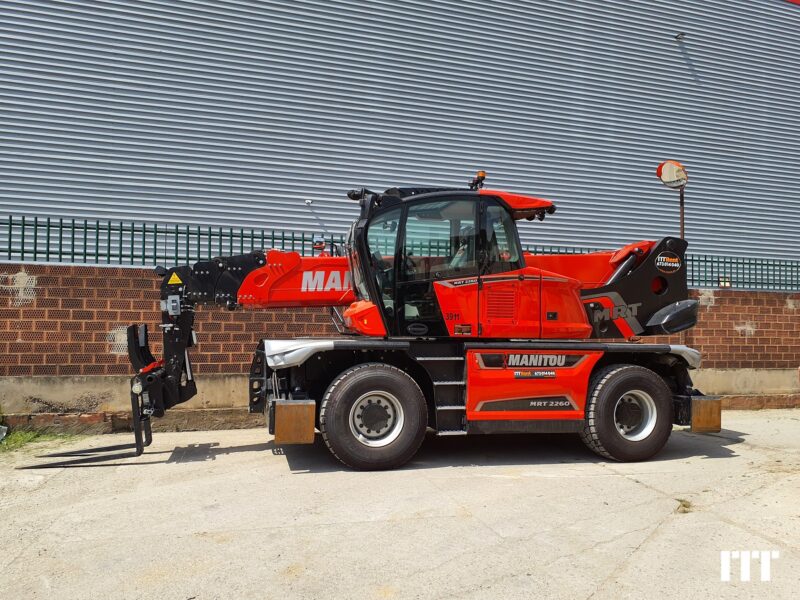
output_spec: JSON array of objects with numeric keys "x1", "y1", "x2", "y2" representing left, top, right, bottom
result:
[{"x1": 128, "y1": 173, "x2": 719, "y2": 469}]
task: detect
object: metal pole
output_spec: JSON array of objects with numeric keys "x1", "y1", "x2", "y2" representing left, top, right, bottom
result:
[{"x1": 679, "y1": 185, "x2": 687, "y2": 345}]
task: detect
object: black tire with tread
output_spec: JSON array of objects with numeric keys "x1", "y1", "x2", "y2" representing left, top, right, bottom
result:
[
  {"x1": 579, "y1": 364, "x2": 673, "y2": 462},
  {"x1": 319, "y1": 363, "x2": 428, "y2": 470}
]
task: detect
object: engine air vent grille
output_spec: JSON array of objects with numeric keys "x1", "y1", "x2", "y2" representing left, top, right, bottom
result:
[{"x1": 486, "y1": 289, "x2": 517, "y2": 320}]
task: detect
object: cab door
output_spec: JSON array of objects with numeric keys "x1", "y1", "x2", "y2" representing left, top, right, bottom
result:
[
  {"x1": 396, "y1": 198, "x2": 481, "y2": 337},
  {"x1": 478, "y1": 202, "x2": 541, "y2": 339}
]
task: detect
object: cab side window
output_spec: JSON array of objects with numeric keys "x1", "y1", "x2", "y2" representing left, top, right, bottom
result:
[
  {"x1": 483, "y1": 204, "x2": 522, "y2": 274},
  {"x1": 402, "y1": 200, "x2": 479, "y2": 281}
]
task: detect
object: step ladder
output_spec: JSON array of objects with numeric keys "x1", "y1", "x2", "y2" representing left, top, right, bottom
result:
[{"x1": 415, "y1": 355, "x2": 467, "y2": 436}]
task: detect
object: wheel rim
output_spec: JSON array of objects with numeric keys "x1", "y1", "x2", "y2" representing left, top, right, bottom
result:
[
  {"x1": 613, "y1": 390, "x2": 657, "y2": 442},
  {"x1": 348, "y1": 391, "x2": 405, "y2": 448}
]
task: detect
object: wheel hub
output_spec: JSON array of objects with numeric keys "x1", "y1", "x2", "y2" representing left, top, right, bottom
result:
[
  {"x1": 613, "y1": 390, "x2": 658, "y2": 442},
  {"x1": 615, "y1": 400, "x2": 643, "y2": 432},
  {"x1": 349, "y1": 391, "x2": 405, "y2": 448},
  {"x1": 358, "y1": 402, "x2": 391, "y2": 434}
]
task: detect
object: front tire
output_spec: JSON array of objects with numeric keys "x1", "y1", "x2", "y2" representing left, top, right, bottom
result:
[
  {"x1": 319, "y1": 363, "x2": 428, "y2": 470},
  {"x1": 580, "y1": 364, "x2": 673, "y2": 461}
]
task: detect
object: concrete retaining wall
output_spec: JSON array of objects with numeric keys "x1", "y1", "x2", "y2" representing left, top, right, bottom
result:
[
  {"x1": 0, "y1": 374, "x2": 247, "y2": 413},
  {"x1": 1, "y1": 370, "x2": 797, "y2": 418}
]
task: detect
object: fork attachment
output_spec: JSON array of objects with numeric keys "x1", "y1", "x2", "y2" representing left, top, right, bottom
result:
[{"x1": 127, "y1": 304, "x2": 197, "y2": 455}]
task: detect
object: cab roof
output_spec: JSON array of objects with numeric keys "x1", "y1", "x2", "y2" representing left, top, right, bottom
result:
[
  {"x1": 377, "y1": 186, "x2": 556, "y2": 221},
  {"x1": 478, "y1": 189, "x2": 556, "y2": 217}
]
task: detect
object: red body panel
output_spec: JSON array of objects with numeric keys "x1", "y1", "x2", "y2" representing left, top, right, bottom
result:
[
  {"x1": 540, "y1": 271, "x2": 592, "y2": 339},
  {"x1": 434, "y1": 267, "x2": 593, "y2": 340},
  {"x1": 433, "y1": 279, "x2": 480, "y2": 337},
  {"x1": 465, "y1": 349, "x2": 603, "y2": 421},
  {"x1": 237, "y1": 250, "x2": 355, "y2": 308},
  {"x1": 525, "y1": 240, "x2": 655, "y2": 289},
  {"x1": 479, "y1": 270, "x2": 541, "y2": 338}
]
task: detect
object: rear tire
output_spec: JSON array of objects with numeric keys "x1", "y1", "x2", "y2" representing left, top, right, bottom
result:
[
  {"x1": 320, "y1": 363, "x2": 428, "y2": 470},
  {"x1": 579, "y1": 364, "x2": 673, "y2": 461}
]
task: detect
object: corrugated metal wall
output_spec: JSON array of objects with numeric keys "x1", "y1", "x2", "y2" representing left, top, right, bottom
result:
[{"x1": 1, "y1": 0, "x2": 799, "y2": 260}]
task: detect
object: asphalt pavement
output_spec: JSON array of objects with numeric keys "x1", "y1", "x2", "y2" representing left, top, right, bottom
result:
[{"x1": 1, "y1": 409, "x2": 798, "y2": 599}]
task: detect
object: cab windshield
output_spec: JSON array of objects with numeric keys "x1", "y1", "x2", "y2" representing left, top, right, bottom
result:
[
  {"x1": 365, "y1": 207, "x2": 401, "y2": 309},
  {"x1": 346, "y1": 222, "x2": 370, "y2": 300}
]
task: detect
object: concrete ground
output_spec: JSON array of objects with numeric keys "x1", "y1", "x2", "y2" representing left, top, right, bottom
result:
[{"x1": 1, "y1": 411, "x2": 798, "y2": 600}]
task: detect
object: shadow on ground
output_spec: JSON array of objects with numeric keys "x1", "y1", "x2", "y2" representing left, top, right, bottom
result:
[
  {"x1": 17, "y1": 428, "x2": 745, "y2": 471},
  {"x1": 275, "y1": 428, "x2": 746, "y2": 473}
]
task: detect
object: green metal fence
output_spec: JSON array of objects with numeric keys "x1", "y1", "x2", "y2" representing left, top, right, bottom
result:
[
  {"x1": 1, "y1": 216, "x2": 797, "y2": 291},
  {"x1": 0, "y1": 215, "x2": 345, "y2": 265}
]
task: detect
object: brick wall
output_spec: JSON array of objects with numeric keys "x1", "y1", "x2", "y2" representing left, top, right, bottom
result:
[
  {"x1": 0, "y1": 264, "x2": 336, "y2": 378},
  {"x1": 680, "y1": 289, "x2": 800, "y2": 369},
  {"x1": 0, "y1": 264, "x2": 797, "y2": 377}
]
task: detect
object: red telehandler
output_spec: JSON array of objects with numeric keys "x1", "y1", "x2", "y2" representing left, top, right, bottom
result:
[{"x1": 127, "y1": 173, "x2": 719, "y2": 469}]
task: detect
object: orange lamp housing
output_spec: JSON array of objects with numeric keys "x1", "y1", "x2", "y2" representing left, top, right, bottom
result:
[{"x1": 342, "y1": 300, "x2": 387, "y2": 337}]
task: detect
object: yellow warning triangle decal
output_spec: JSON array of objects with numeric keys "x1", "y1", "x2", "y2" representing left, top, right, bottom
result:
[{"x1": 167, "y1": 272, "x2": 183, "y2": 285}]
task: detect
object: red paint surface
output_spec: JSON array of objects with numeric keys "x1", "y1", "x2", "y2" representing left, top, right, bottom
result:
[{"x1": 466, "y1": 349, "x2": 603, "y2": 421}]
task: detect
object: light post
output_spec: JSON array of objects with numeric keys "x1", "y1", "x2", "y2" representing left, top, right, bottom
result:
[{"x1": 656, "y1": 160, "x2": 689, "y2": 239}]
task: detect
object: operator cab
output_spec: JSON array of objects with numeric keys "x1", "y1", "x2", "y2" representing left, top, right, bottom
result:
[{"x1": 344, "y1": 174, "x2": 571, "y2": 339}]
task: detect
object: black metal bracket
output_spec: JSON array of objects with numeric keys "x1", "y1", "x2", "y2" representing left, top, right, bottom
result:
[
  {"x1": 130, "y1": 386, "x2": 153, "y2": 456},
  {"x1": 248, "y1": 342, "x2": 269, "y2": 414},
  {"x1": 127, "y1": 307, "x2": 197, "y2": 454}
]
